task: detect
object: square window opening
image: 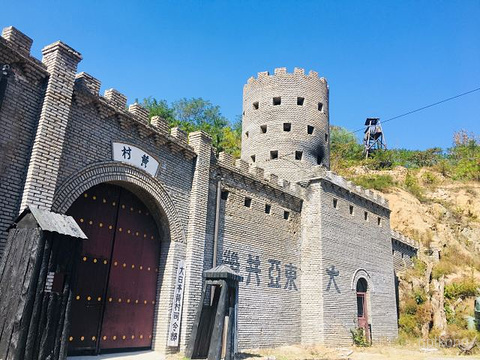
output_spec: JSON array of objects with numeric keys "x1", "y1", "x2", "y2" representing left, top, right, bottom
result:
[
  {"x1": 244, "y1": 197, "x2": 252, "y2": 208},
  {"x1": 318, "y1": 102, "x2": 323, "y2": 112},
  {"x1": 297, "y1": 97, "x2": 305, "y2": 106},
  {"x1": 333, "y1": 198, "x2": 338, "y2": 209},
  {"x1": 273, "y1": 97, "x2": 281, "y2": 106},
  {"x1": 307, "y1": 125, "x2": 314, "y2": 135},
  {"x1": 295, "y1": 151, "x2": 303, "y2": 160},
  {"x1": 221, "y1": 191, "x2": 229, "y2": 201},
  {"x1": 283, "y1": 123, "x2": 291, "y2": 132},
  {"x1": 284, "y1": 211, "x2": 290, "y2": 220},
  {"x1": 260, "y1": 125, "x2": 267, "y2": 133},
  {"x1": 265, "y1": 204, "x2": 271, "y2": 214},
  {"x1": 253, "y1": 101, "x2": 259, "y2": 110},
  {"x1": 270, "y1": 150, "x2": 278, "y2": 160}
]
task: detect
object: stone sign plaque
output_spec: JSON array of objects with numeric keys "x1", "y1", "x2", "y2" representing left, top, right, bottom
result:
[
  {"x1": 168, "y1": 260, "x2": 186, "y2": 347},
  {"x1": 112, "y1": 142, "x2": 159, "y2": 176}
]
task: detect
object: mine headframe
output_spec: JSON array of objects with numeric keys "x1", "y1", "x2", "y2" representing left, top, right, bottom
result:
[{"x1": 363, "y1": 117, "x2": 387, "y2": 158}]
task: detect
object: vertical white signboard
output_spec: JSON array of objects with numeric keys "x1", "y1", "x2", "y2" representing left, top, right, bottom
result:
[{"x1": 167, "y1": 260, "x2": 186, "y2": 347}]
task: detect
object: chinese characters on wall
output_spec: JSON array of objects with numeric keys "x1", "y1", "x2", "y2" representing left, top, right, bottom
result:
[
  {"x1": 112, "y1": 142, "x2": 159, "y2": 176},
  {"x1": 222, "y1": 250, "x2": 298, "y2": 291},
  {"x1": 167, "y1": 260, "x2": 186, "y2": 347}
]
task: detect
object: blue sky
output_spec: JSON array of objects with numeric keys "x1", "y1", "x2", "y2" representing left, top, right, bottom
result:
[{"x1": 2, "y1": 0, "x2": 479, "y2": 150}]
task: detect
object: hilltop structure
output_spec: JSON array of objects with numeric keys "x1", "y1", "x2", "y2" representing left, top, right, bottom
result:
[{"x1": 0, "y1": 26, "x2": 418, "y2": 359}]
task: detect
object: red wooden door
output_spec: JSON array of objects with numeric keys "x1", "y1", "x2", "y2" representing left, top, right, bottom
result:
[
  {"x1": 100, "y1": 187, "x2": 160, "y2": 350},
  {"x1": 357, "y1": 292, "x2": 369, "y2": 341},
  {"x1": 67, "y1": 184, "x2": 161, "y2": 355}
]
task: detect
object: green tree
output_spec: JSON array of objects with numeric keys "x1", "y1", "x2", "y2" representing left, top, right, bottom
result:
[
  {"x1": 449, "y1": 130, "x2": 480, "y2": 181},
  {"x1": 142, "y1": 97, "x2": 176, "y2": 124},
  {"x1": 143, "y1": 97, "x2": 241, "y2": 156},
  {"x1": 330, "y1": 125, "x2": 364, "y2": 170}
]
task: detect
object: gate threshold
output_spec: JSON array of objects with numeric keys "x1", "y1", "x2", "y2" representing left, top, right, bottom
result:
[{"x1": 68, "y1": 350, "x2": 165, "y2": 360}]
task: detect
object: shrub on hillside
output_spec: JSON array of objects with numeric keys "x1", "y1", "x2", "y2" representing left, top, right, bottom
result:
[
  {"x1": 352, "y1": 174, "x2": 395, "y2": 191},
  {"x1": 444, "y1": 278, "x2": 480, "y2": 300}
]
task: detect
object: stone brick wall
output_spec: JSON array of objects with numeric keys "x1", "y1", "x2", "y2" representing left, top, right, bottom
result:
[
  {"x1": 0, "y1": 26, "x2": 407, "y2": 356},
  {"x1": 392, "y1": 238, "x2": 418, "y2": 272},
  {"x1": 242, "y1": 67, "x2": 330, "y2": 183},
  {"x1": 313, "y1": 176, "x2": 398, "y2": 345},
  {"x1": 212, "y1": 161, "x2": 303, "y2": 349},
  {"x1": 0, "y1": 28, "x2": 48, "y2": 257}
]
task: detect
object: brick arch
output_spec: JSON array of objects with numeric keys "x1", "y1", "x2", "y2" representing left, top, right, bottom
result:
[
  {"x1": 351, "y1": 268, "x2": 374, "y2": 293},
  {"x1": 52, "y1": 161, "x2": 186, "y2": 244}
]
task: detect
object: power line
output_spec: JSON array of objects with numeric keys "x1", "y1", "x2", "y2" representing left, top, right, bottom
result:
[
  {"x1": 349, "y1": 86, "x2": 480, "y2": 134},
  {"x1": 262, "y1": 86, "x2": 480, "y2": 163}
]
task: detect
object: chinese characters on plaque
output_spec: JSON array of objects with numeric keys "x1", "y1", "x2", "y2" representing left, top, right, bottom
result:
[
  {"x1": 112, "y1": 142, "x2": 159, "y2": 176},
  {"x1": 167, "y1": 260, "x2": 186, "y2": 347}
]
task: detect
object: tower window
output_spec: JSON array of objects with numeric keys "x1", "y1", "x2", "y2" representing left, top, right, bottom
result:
[
  {"x1": 350, "y1": 205, "x2": 354, "y2": 215},
  {"x1": 295, "y1": 151, "x2": 303, "y2": 160},
  {"x1": 307, "y1": 125, "x2": 314, "y2": 135},
  {"x1": 221, "y1": 191, "x2": 229, "y2": 200},
  {"x1": 378, "y1": 217, "x2": 382, "y2": 226},
  {"x1": 251, "y1": 155, "x2": 256, "y2": 163},
  {"x1": 333, "y1": 198, "x2": 338, "y2": 209},
  {"x1": 283, "y1": 123, "x2": 291, "y2": 132},
  {"x1": 297, "y1": 97, "x2": 305, "y2": 105},
  {"x1": 265, "y1": 204, "x2": 271, "y2": 214},
  {"x1": 260, "y1": 125, "x2": 267, "y2": 133},
  {"x1": 284, "y1": 211, "x2": 290, "y2": 220},
  {"x1": 270, "y1": 150, "x2": 278, "y2": 160},
  {"x1": 253, "y1": 101, "x2": 259, "y2": 110},
  {"x1": 318, "y1": 102, "x2": 324, "y2": 112},
  {"x1": 364, "y1": 211, "x2": 368, "y2": 221},
  {"x1": 244, "y1": 197, "x2": 252, "y2": 207},
  {"x1": 325, "y1": 133, "x2": 329, "y2": 142},
  {"x1": 245, "y1": 131, "x2": 249, "y2": 138},
  {"x1": 317, "y1": 154, "x2": 322, "y2": 165},
  {"x1": 273, "y1": 97, "x2": 281, "y2": 106}
]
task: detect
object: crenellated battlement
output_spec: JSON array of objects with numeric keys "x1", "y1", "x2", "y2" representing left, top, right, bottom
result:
[
  {"x1": 246, "y1": 67, "x2": 326, "y2": 86},
  {"x1": 216, "y1": 151, "x2": 303, "y2": 200},
  {"x1": 391, "y1": 230, "x2": 419, "y2": 250},
  {"x1": 321, "y1": 170, "x2": 389, "y2": 209},
  {"x1": 1, "y1": 26, "x2": 33, "y2": 56}
]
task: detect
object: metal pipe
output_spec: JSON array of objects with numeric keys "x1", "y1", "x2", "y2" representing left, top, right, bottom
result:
[{"x1": 212, "y1": 177, "x2": 222, "y2": 268}]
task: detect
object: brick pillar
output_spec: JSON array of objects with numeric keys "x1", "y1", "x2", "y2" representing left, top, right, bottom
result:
[
  {"x1": 179, "y1": 131, "x2": 212, "y2": 350},
  {"x1": 300, "y1": 181, "x2": 325, "y2": 345},
  {"x1": 20, "y1": 41, "x2": 82, "y2": 211}
]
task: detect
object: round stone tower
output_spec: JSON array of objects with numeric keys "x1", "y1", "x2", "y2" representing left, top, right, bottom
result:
[{"x1": 241, "y1": 67, "x2": 330, "y2": 183}]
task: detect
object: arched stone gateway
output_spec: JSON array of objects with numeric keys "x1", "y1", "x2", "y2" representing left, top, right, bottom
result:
[
  {"x1": 52, "y1": 163, "x2": 187, "y2": 355},
  {"x1": 66, "y1": 183, "x2": 161, "y2": 355},
  {"x1": 52, "y1": 161, "x2": 186, "y2": 245}
]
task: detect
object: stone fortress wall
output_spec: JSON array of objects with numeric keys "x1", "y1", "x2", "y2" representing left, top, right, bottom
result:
[
  {"x1": 242, "y1": 67, "x2": 330, "y2": 183},
  {"x1": 0, "y1": 25, "x2": 420, "y2": 355}
]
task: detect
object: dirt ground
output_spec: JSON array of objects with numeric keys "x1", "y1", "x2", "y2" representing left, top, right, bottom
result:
[
  {"x1": 167, "y1": 344, "x2": 480, "y2": 360},
  {"x1": 232, "y1": 344, "x2": 480, "y2": 360}
]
